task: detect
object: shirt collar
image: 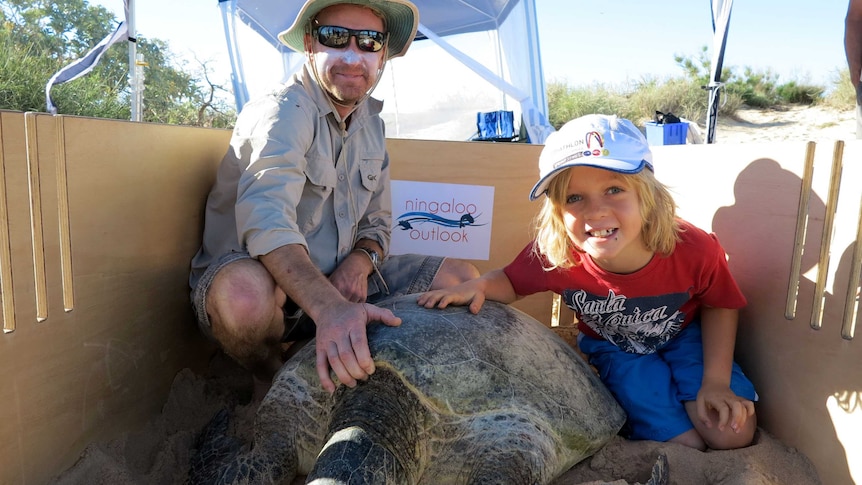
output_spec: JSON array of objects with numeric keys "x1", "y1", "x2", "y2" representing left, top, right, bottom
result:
[{"x1": 297, "y1": 64, "x2": 384, "y2": 123}]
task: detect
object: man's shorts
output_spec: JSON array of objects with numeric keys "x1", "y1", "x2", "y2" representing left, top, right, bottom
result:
[
  {"x1": 578, "y1": 321, "x2": 758, "y2": 442},
  {"x1": 191, "y1": 251, "x2": 444, "y2": 342}
]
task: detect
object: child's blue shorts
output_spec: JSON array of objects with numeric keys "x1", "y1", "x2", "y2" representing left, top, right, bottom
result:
[{"x1": 578, "y1": 321, "x2": 757, "y2": 442}]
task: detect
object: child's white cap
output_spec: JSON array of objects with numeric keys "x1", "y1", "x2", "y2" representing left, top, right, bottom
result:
[{"x1": 530, "y1": 114, "x2": 654, "y2": 200}]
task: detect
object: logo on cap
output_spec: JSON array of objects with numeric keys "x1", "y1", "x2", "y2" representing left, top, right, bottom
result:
[{"x1": 586, "y1": 131, "x2": 609, "y2": 157}]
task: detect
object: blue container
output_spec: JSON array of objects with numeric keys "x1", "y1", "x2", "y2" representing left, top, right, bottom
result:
[
  {"x1": 645, "y1": 122, "x2": 688, "y2": 146},
  {"x1": 475, "y1": 110, "x2": 515, "y2": 141}
]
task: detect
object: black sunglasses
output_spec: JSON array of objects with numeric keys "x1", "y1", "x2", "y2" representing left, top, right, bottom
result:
[{"x1": 313, "y1": 25, "x2": 387, "y2": 53}]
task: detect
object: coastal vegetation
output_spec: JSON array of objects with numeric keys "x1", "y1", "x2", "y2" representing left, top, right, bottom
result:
[
  {"x1": 547, "y1": 46, "x2": 856, "y2": 129},
  {"x1": 0, "y1": 0, "x2": 235, "y2": 127},
  {"x1": 1, "y1": 1, "x2": 855, "y2": 132}
]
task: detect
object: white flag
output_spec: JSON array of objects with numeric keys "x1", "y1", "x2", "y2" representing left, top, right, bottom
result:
[{"x1": 45, "y1": 1, "x2": 130, "y2": 114}]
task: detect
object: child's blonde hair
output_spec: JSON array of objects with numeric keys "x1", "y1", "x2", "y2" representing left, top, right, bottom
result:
[{"x1": 533, "y1": 167, "x2": 681, "y2": 270}]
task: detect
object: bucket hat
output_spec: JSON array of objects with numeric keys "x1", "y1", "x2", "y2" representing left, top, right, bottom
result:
[
  {"x1": 530, "y1": 114, "x2": 654, "y2": 200},
  {"x1": 278, "y1": 0, "x2": 419, "y2": 60}
]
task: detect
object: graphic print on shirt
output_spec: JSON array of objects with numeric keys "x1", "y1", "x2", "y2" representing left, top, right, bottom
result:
[{"x1": 563, "y1": 288, "x2": 690, "y2": 354}]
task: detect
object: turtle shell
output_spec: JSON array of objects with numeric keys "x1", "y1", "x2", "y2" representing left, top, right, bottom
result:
[{"x1": 365, "y1": 295, "x2": 626, "y2": 448}]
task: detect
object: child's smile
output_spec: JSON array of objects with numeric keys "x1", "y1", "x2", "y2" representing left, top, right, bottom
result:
[
  {"x1": 562, "y1": 166, "x2": 653, "y2": 274},
  {"x1": 586, "y1": 227, "x2": 617, "y2": 238}
]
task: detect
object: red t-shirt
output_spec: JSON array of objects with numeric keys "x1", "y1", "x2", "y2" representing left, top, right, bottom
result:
[{"x1": 503, "y1": 220, "x2": 745, "y2": 354}]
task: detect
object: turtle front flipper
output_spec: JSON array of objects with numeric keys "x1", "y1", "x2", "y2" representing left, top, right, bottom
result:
[
  {"x1": 188, "y1": 407, "x2": 298, "y2": 485},
  {"x1": 188, "y1": 408, "x2": 245, "y2": 485},
  {"x1": 307, "y1": 368, "x2": 427, "y2": 484}
]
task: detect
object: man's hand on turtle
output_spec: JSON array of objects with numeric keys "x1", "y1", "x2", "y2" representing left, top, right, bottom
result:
[{"x1": 314, "y1": 302, "x2": 401, "y2": 393}]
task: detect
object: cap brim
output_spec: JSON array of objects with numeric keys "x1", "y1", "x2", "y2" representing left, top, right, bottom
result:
[{"x1": 529, "y1": 158, "x2": 650, "y2": 200}]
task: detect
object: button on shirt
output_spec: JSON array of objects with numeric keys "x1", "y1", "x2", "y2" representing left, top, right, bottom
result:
[{"x1": 189, "y1": 65, "x2": 391, "y2": 290}]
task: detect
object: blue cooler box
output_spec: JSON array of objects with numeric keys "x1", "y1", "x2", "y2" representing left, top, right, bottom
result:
[{"x1": 645, "y1": 122, "x2": 688, "y2": 146}]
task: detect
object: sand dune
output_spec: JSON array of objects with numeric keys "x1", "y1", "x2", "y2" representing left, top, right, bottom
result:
[{"x1": 703, "y1": 105, "x2": 857, "y2": 144}]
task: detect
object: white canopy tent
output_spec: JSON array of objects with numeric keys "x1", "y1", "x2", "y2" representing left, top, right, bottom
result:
[
  {"x1": 217, "y1": 0, "x2": 555, "y2": 143},
  {"x1": 46, "y1": 1, "x2": 734, "y2": 144}
]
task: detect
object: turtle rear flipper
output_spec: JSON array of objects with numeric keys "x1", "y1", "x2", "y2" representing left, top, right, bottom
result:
[{"x1": 307, "y1": 369, "x2": 425, "y2": 484}]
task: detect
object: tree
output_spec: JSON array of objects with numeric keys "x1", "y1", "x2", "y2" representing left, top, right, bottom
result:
[{"x1": 0, "y1": 0, "x2": 235, "y2": 127}]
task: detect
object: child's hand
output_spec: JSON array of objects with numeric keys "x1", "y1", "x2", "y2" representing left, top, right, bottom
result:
[
  {"x1": 696, "y1": 381, "x2": 755, "y2": 434},
  {"x1": 416, "y1": 282, "x2": 487, "y2": 314}
]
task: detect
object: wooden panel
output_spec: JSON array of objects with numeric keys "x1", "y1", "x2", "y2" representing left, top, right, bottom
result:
[
  {"x1": 0, "y1": 111, "x2": 21, "y2": 333},
  {"x1": 388, "y1": 139, "x2": 554, "y2": 324},
  {"x1": 0, "y1": 113, "x2": 858, "y2": 484},
  {"x1": 0, "y1": 113, "x2": 230, "y2": 485},
  {"x1": 651, "y1": 140, "x2": 862, "y2": 485}
]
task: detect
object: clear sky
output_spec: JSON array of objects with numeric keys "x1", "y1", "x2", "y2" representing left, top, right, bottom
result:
[
  {"x1": 91, "y1": 0, "x2": 851, "y2": 89},
  {"x1": 535, "y1": 0, "x2": 850, "y2": 87}
]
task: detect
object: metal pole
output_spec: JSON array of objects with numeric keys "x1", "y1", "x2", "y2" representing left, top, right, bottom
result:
[{"x1": 127, "y1": 0, "x2": 140, "y2": 121}]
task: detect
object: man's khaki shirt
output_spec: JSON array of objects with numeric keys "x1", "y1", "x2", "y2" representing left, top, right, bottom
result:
[{"x1": 190, "y1": 65, "x2": 391, "y2": 290}]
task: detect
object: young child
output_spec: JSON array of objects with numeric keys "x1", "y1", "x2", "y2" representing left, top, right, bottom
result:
[{"x1": 417, "y1": 114, "x2": 757, "y2": 451}]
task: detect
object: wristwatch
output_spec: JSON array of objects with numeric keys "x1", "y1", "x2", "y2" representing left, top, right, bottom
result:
[
  {"x1": 354, "y1": 246, "x2": 391, "y2": 295},
  {"x1": 354, "y1": 247, "x2": 380, "y2": 268}
]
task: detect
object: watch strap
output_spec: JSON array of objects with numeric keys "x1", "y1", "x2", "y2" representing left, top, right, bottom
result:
[
  {"x1": 353, "y1": 247, "x2": 379, "y2": 267},
  {"x1": 352, "y1": 247, "x2": 390, "y2": 295}
]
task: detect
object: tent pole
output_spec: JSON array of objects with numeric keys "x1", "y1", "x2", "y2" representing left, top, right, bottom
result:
[
  {"x1": 706, "y1": 0, "x2": 733, "y2": 144},
  {"x1": 127, "y1": 0, "x2": 141, "y2": 122}
]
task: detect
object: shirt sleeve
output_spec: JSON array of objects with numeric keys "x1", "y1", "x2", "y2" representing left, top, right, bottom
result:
[
  {"x1": 234, "y1": 91, "x2": 316, "y2": 258},
  {"x1": 695, "y1": 231, "x2": 747, "y2": 309},
  {"x1": 503, "y1": 241, "x2": 552, "y2": 297}
]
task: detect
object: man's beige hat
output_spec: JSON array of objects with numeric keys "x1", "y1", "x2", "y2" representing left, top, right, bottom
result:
[{"x1": 278, "y1": 0, "x2": 419, "y2": 60}]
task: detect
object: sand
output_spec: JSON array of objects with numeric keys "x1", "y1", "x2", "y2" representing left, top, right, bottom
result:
[
  {"x1": 50, "y1": 350, "x2": 822, "y2": 485},
  {"x1": 696, "y1": 104, "x2": 857, "y2": 144},
  {"x1": 49, "y1": 106, "x2": 849, "y2": 485}
]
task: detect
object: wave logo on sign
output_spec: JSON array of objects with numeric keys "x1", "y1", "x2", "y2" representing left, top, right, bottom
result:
[{"x1": 395, "y1": 211, "x2": 486, "y2": 230}]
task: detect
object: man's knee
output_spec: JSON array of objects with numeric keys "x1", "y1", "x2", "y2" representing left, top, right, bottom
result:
[{"x1": 207, "y1": 260, "x2": 282, "y2": 343}]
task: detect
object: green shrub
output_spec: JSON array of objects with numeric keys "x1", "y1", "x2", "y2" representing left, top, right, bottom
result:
[
  {"x1": 725, "y1": 67, "x2": 781, "y2": 107},
  {"x1": 822, "y1": 69, "x2": 857, "y2": 109},
  {"x1": 627, "y1": 76, "x2": 736, "y2": 125},
  {"x1": 775, "y1": 81, "x2": 824, "y2": 105},
  {"x1": 547, "y1": 75, "x2": 743, "y2": 130},
  {"x1": 546, "y1": 81, "x2": 631, "y2": 130}
]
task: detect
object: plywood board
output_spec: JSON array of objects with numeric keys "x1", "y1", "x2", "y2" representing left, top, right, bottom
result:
[
  {"x1": 0, "y1": 113, "x2": 230, "y2": 484},
  {"x1": 651, "y1": 139, "x2": 862, "y2": 485},
  {"x1": 1, "y1": 113, "x2": 858, "y2": 484}
]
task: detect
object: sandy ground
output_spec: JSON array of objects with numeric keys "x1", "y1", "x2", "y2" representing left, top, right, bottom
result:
[
  {"x1": 50, "y1": 350, "x2": 822, "y2": 485},
  {"x1": 48, "y1": 106, "x2": 848, "y2": 485},
  {"x1": 693, "y1": 104, "x2": 857, "y2": 144}
]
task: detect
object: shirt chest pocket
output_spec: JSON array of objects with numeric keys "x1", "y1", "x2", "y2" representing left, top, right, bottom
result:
[
  {"x1": 358, "y1": 156, "x2": 383, "y2": 192},
  {"x1": 349, "y1": 156, "x2": 384, "y2": 222},
  {"x1": 304, "y1": 155, "x2": 337, "y2": 192},
  {"x1": 299, "y1": 156, "x2": 337, "y2": 231}
]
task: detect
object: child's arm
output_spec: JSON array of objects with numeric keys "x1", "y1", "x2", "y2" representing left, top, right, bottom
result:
[
  {"x1": 416, "y1": 269, "x2": 519, "y2": 314},
  {"x1": 698, "y1": 307, "x2": 756, "y2": 434}
]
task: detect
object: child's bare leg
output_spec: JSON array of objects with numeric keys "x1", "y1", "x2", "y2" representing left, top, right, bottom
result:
[
  {"x1": 684, "y1": 401, "x2": 757, "y2": 450},
  {"x1": 668, "y1": 428, "x2": 706, "y2": 451}
]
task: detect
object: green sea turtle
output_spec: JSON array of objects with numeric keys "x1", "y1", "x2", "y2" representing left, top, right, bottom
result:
[{"x1": 189, "y1": 294, "x2": 630, "y2": 484}]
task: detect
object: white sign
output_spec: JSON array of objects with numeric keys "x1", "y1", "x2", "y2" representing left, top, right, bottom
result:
[{"x1": 390, "y1": 180, "x2": 494, "y2": 260}]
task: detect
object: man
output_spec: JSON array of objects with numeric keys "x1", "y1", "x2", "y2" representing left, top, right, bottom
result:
[
  {"x1": 189, "y1": 0, "x2": 479, "y2": 396},
  {"x1": 848, "y1": 0, "x2": 862, "y2": 138}
]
